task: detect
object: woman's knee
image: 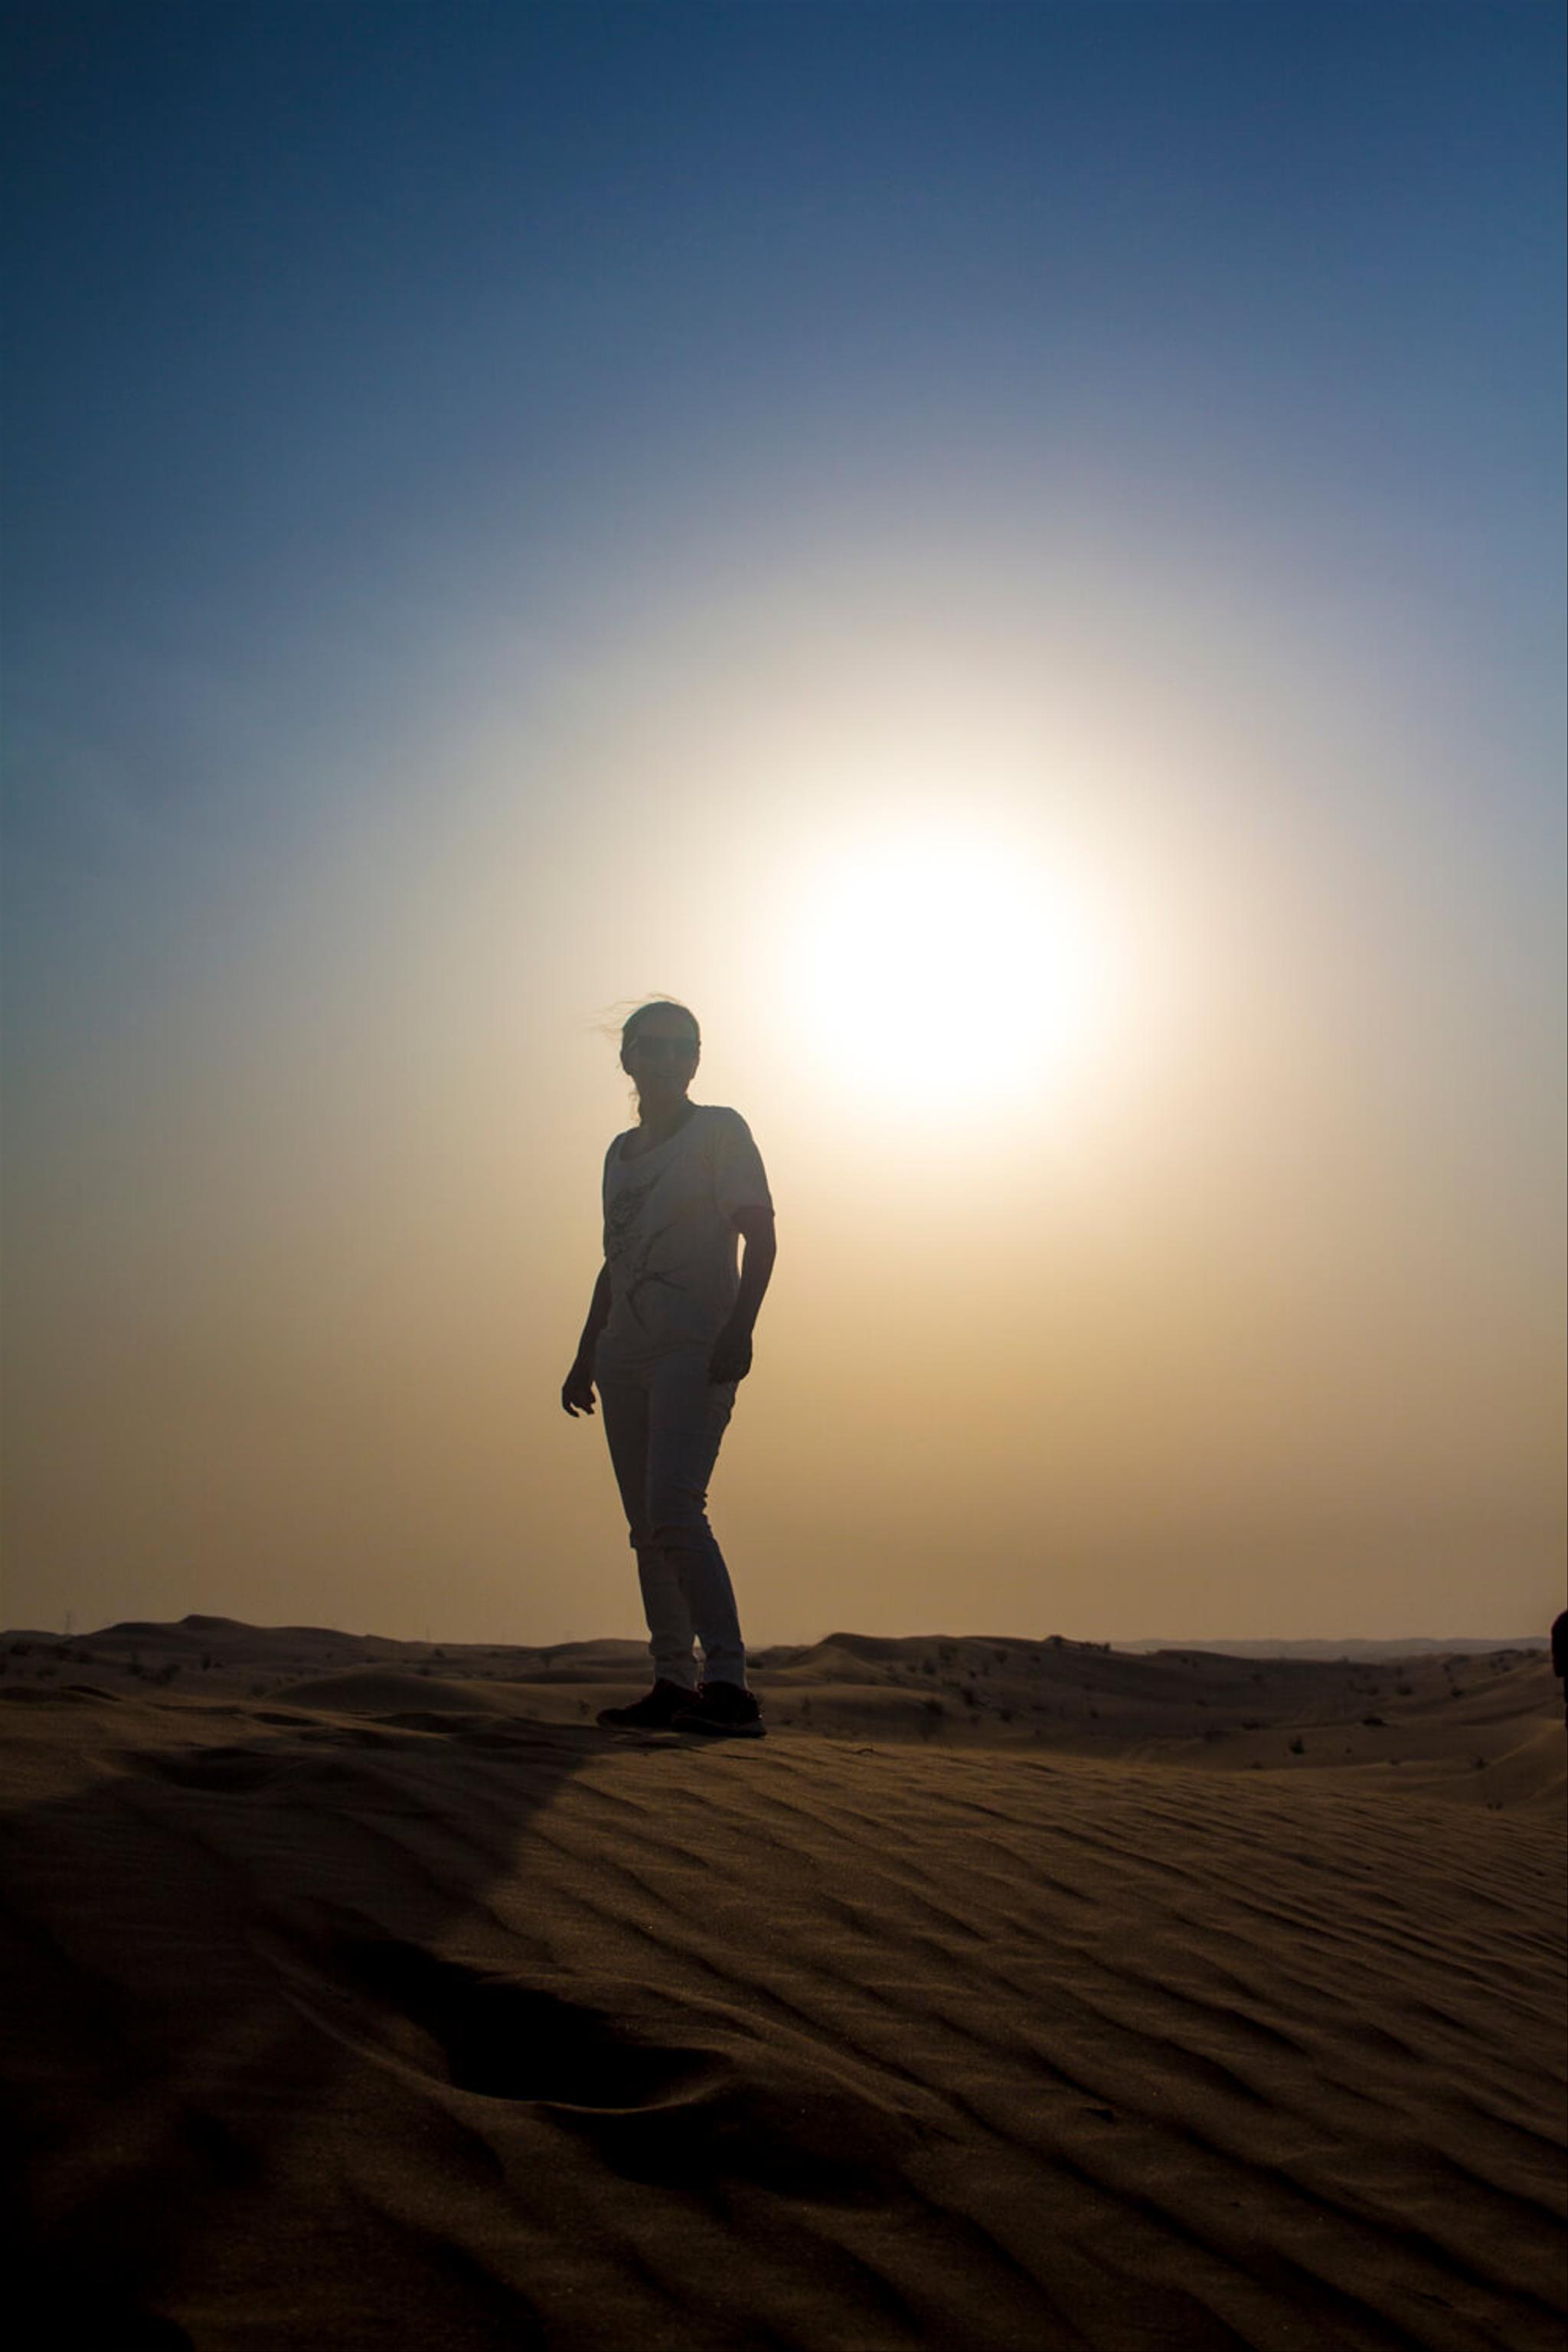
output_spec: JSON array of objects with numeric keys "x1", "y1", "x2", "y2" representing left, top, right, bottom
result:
[{"x1": 648, "y1": 1511, "x2": 713, "y2": 1553}]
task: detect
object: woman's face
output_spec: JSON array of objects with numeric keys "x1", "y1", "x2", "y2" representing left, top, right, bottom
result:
[{"x1": 622, "y1": 1011, "x2": 701, "y2": 1107}]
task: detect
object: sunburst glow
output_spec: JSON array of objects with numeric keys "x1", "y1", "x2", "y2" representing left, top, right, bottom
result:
[{"x1": 789, "y1": 824, "x2": 1113, "y2": 1117}]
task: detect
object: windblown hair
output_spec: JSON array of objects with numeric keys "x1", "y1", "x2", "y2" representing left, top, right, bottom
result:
[{"x1": 619, "y1": 998, "x2": 701, "y2": 1050}]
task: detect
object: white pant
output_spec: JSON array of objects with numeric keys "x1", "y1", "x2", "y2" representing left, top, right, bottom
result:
[{"x1": 594, "y1": 1341, "x2": 746, "y2": 1689}]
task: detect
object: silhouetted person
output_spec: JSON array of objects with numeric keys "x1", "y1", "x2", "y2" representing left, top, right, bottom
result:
[
  {"x1": 1552, "y1": 1609, "x2": 1568, "y2": 1726},
  {"x1": 562, "y1": 1001, "x2": 776, "y2": 1737}
]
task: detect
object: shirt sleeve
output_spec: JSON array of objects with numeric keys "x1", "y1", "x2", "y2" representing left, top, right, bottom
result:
[{"x1": 709, "y1": 1109, "x2": 773, "y2": 1224}]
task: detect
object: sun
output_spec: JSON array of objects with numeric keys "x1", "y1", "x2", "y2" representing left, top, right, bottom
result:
[{"x1": 787, "y1": 822, "x2": 1112, "y2": 1119}]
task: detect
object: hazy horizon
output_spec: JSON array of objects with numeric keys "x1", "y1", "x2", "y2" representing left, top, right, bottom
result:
[{"x1": 3, "y1": 4, "x2": 1564, "y2": 1649}]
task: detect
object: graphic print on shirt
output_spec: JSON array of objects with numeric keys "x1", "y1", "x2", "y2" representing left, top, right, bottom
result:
[{"x1": 603, "y1": 1173, "x2": 689, "y2": 1337}]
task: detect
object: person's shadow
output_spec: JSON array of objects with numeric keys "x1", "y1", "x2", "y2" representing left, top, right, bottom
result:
[
  {"x1": 1, "y1": 1690, "x2": 606, "y2": 2348},
  {"x1": 2, "y1": 1682, "x2": 929, "y2": 2352}
]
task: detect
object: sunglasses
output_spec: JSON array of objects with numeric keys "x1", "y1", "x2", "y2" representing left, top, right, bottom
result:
[{"x1": 626, "y1": 1034, "x2": 699, "y2": 1060}]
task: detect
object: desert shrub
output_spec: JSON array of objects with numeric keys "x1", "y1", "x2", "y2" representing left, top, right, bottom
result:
[
  {"x1": 1289, "y1": 1735, "x2": 1305, "y2": 1755},
  {"x1": 1362, "y1": 1714, "x2": 1387, "y2": 1728},
  {"x1": 960, "y1": 1684, "x2": 978, "y2": 1707}
]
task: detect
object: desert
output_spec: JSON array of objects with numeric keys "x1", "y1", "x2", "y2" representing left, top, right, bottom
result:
[{"x1": 2, "y1": 1618, "x2": 1563, "y2": 2350}]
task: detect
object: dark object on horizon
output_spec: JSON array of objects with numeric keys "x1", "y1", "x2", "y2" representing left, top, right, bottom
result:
[{"x1": 1550, "y1": 1610, "x2": 1567, "y2": 1724}]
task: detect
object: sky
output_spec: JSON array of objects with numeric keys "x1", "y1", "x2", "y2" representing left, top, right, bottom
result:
[{"x1": 2, "y1": 1, "x2": 1563, "y2": 1648}]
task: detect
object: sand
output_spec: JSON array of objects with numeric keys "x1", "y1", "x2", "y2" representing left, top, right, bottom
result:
[{"x1": 2, "y1": 1619, "x2": 1563, "y2": 2350}]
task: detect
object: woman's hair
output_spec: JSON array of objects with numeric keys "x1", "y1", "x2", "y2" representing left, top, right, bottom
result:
[{"x1": 620, "y1": 998, "x2": 701, "y2": 1051}]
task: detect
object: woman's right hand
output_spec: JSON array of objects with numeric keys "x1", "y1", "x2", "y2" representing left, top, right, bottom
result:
[{"x1": 560, "y1": 1359, "x2": 597, "y2": 1418}]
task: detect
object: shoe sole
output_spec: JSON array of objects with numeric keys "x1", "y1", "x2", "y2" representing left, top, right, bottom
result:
[{"x1": 671, "y1": 1715, "x2": 766, "y2": 1739}]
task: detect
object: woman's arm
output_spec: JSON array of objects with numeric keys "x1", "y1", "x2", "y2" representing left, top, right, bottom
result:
[
  {"x1": 709, "y1": 1208, "x2": 776, "y2": 1383},
  {"x1": 561, "y1": 1262, "x2": 612, "y2": 1416}
]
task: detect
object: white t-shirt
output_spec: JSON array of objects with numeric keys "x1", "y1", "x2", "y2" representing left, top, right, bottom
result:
[{"x1": 599, "y1": 1104, "x2": 773, "y2": 1362}]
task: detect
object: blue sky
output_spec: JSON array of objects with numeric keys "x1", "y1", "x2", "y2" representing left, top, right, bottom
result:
[{"x1": 3, "y1": 3, "x2": 1563, "y2": 1642}]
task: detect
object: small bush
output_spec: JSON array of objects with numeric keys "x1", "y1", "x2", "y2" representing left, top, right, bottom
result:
[{"x1": 1289, "y1": 1735, "x2": 1305, "y2": 1756}]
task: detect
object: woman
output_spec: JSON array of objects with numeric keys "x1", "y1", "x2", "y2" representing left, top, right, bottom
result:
[{"x1": 561, "y1": 1000, "x2": 776, "y2": 1736}]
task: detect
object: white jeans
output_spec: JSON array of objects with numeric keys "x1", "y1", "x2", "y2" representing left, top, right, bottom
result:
[{"x1": 594, "y1": 1341, "x2": 746, "y2": 1689}]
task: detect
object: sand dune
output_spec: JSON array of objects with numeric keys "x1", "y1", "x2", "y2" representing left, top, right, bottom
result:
[{"x1": 2, "y1": 1621, "x2": 1563, "y2": 2349}]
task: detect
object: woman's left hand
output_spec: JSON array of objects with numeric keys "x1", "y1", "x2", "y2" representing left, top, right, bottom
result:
[{"x1": 708, "y1": 1322, "x2": 753, "y2": 1383}]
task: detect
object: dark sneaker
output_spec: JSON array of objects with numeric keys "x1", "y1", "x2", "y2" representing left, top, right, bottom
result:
[
  {"x1": 596, "y1": 1678, "x2": 697, "y2": 1730},
  {"x1": 671, "y1": 1681, "x2": 765, "y2": 1740}
]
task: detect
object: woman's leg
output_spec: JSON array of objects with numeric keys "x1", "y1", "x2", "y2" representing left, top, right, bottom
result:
[
  {"x1": 596, "y1": 1358, "x2": 699, "y2": 1690},
  {"x1": 642, "y1": 1351, "x2": 746, "y2": 1688}
]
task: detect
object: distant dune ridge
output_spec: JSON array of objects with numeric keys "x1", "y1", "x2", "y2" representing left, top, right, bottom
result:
[{"x1": 2, "y1": 1618, "x2": 1563, "y2": 2350}]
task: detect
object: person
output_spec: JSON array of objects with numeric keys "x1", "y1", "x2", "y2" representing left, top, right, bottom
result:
[{"x1": 561, "y1": 1000, "x2": 776, "y2": 1736}]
